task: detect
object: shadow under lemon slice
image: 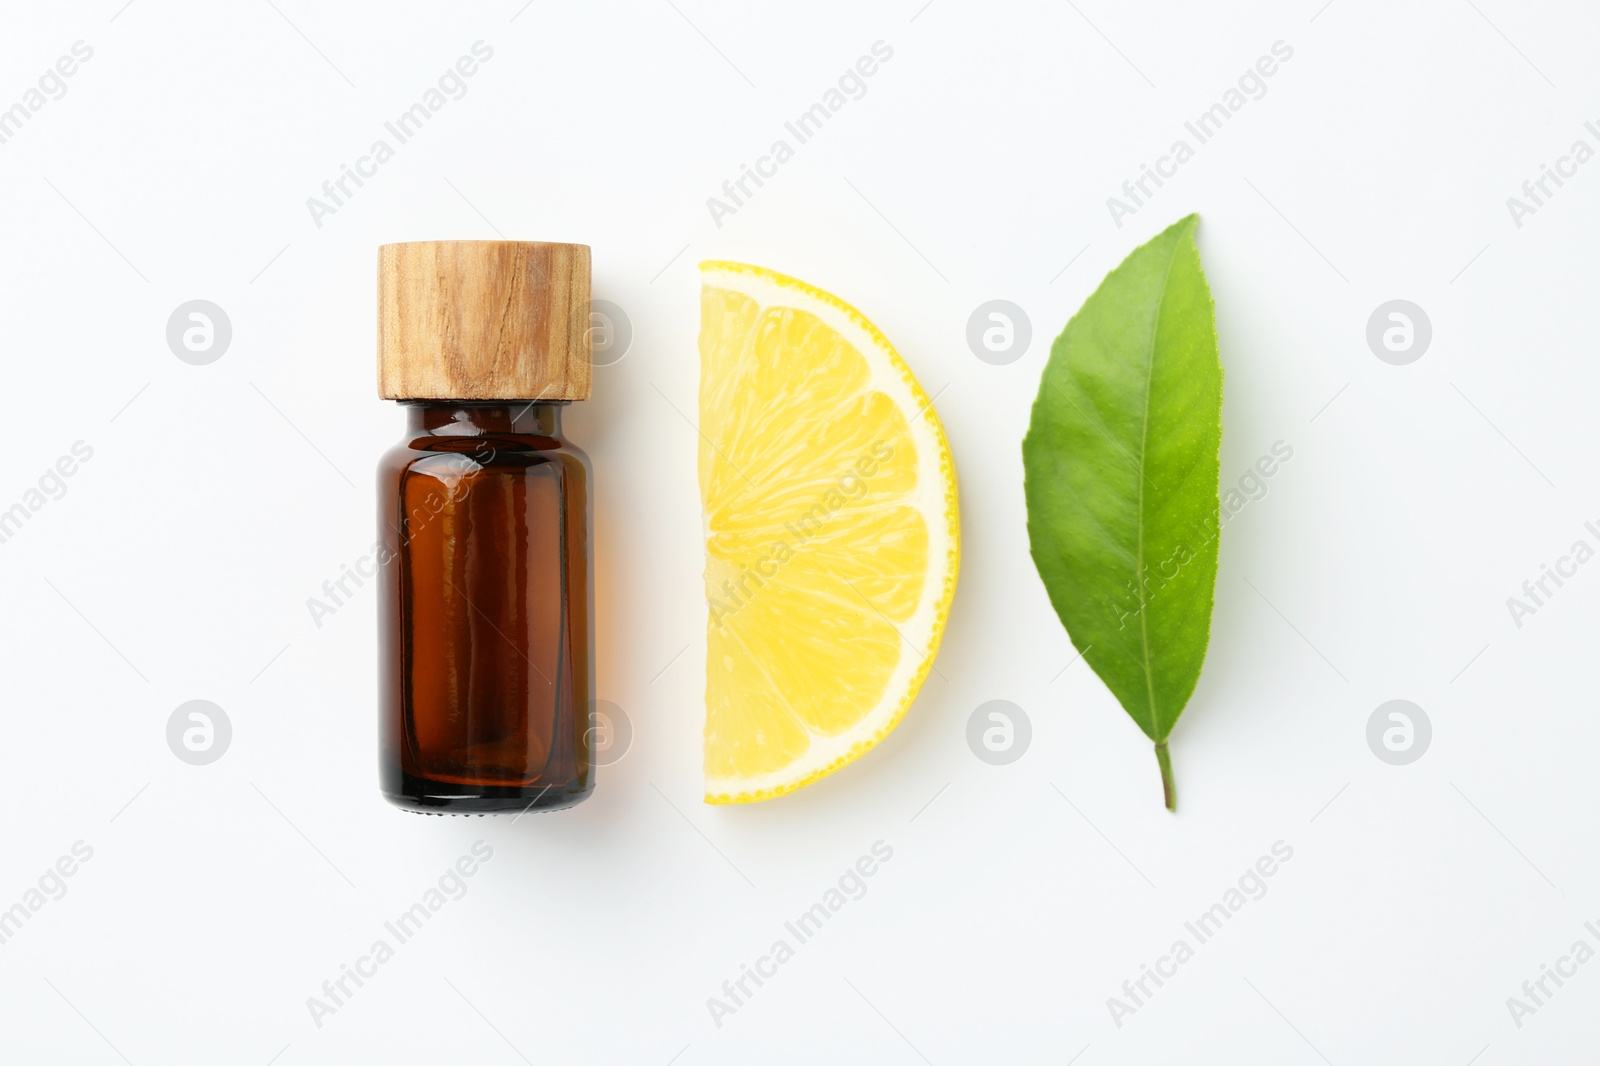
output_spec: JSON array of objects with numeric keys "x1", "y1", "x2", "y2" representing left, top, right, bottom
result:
[{"x1": 697, "y1": 261, "x2": 959, "y2": 804}]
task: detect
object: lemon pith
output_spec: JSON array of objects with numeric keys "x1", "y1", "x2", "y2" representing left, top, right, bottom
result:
[{"x1": 698, "y1": 261, "x2": 960, "y2": 804}]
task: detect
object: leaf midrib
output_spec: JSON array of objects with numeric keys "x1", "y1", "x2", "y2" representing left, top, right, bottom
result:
[{"x1": 1133, "y1": 232, "x2": 1183, "y2": 739}]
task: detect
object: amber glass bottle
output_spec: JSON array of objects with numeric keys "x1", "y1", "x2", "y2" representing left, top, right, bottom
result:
[{"x1": 376, "y1": 241, "x2": 594, "y2": 814}]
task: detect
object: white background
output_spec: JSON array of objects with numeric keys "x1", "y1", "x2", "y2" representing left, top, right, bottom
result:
[{"x1": 1, "y1": 0, "x2": 1596, "y2": 1062}]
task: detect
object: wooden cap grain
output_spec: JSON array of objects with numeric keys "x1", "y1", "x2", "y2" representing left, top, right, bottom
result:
[{"x1": 378, "y1": 240, "x2": 591, "y2": 401}]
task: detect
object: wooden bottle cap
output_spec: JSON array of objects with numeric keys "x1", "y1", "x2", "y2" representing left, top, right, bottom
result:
[{"x1": 378, "y1": 240, "x2": 592, "y2": 401}]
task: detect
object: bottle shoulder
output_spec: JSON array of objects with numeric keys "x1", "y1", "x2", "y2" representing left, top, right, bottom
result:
[{"x1": 379, "y1": 435, "x2": 589, "y2": 478}]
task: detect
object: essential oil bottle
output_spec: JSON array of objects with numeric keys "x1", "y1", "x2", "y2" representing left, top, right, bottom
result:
[{"x1": 376, "y1": 240, "x2": 594, "y2": 814}]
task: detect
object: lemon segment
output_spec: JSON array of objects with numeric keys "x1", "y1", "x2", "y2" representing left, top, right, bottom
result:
[{"x1": 698, "y1": 262, "x2": 959, "y2": 803}]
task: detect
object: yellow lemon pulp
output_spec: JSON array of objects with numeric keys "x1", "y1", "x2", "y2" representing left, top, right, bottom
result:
[{"x1": 698, "y1": 262, "x2": 959, "y2": 803}]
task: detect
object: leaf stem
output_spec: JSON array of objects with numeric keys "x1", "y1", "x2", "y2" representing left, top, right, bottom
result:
[{"x1": 1155, "y1": 742, "x2": 1175, "y2": 812}]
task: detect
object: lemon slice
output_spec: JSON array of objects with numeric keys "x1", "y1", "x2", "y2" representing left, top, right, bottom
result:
[{"x1": 698, "y1": 262, "x2": 959, "y2": 803}]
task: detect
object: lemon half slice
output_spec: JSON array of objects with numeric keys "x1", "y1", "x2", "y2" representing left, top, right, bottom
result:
[{"x1": 698, "y1": 262, "x2": 959, "y2": 803}]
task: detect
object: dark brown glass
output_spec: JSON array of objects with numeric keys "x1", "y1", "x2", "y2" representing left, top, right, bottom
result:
[{"x1": 378, "y1": 402, "x2": 593, "y2": 813}]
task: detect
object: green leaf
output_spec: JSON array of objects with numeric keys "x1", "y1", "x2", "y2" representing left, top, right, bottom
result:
[{"x1": 1022, "y1": 214, "x2": 1222, "y2": 812}]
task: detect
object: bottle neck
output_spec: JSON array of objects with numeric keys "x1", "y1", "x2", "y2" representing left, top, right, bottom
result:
[{"x1": 403, "y1": 401, "x2": 564, "y2": 437}]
